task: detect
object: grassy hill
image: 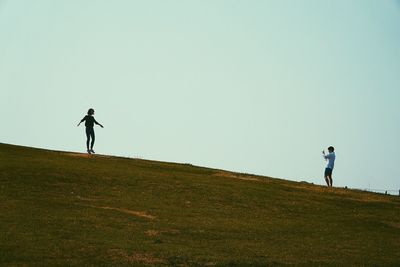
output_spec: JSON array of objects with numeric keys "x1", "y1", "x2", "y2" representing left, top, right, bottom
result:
[{"x1": 0, "y1": 143, "x2": 399, "y2": 266}]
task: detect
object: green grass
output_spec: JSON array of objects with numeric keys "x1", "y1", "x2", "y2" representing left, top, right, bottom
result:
[{"x1": 0, "y1": 143, "x2": 399, "y2": 266}]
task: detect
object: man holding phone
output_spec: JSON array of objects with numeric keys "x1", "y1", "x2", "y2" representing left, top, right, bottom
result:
[{"x1": 322, "y1": 146, "x2": 336, "y2": 187}]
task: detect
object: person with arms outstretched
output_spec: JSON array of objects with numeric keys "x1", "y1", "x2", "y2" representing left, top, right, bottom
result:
[
  {"x1": 77, "y1": 108, "x2": 104, "y2": 154},
  {"x1": 322, "y1": 146, "x2": 336, "y2": 187}
]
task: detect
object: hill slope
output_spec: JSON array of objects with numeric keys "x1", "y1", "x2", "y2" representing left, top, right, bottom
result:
[{"x1": 0, "y1": 143, "x2": 399, "y2": 266}]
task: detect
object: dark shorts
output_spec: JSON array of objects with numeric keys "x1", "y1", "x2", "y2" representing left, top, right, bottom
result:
[{"x1": 325, "y1": 168, "x2": 333, "y2": 176}]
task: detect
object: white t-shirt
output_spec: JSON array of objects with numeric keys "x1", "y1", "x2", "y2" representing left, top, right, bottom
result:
[{"x1": 323, "y1": 152, "x2": 336, "y2": 169}]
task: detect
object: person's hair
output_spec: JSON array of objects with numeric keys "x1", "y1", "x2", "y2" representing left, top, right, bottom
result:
[
  {"x1": 328, "y1": 146, "x2": 334, "y2": 152},
  {"x1": 87, "y1": 108, "x2": 94, "y2": 115}
]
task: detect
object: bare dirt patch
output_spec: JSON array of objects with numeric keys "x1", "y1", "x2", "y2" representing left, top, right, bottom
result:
[
  {"x1": 75, "y1": 195, "x2": 102, "y2": 202},
  {"x1": 213, "y1": 171, "x2": 260, "y2": 182},
  {"x1": 78, "y1": 204, "x2": 156, "y2": 220},
  {"x1": 145, "y1": 230, "x2": 160, "y2": 237},
  {"x1": 145, "y1": 229, "x2": 180, "y2": 237}
]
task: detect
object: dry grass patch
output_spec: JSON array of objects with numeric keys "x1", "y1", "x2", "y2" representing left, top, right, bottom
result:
[
  {"x1": 287, "y1": 183, "x2": 395, "y2": 203},
  {"x1": 108, "y1": 249, "x2": 165, "y2": 265}
]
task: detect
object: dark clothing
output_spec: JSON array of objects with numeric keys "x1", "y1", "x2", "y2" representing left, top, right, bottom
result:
[
  {"x1": 324, "y1": 167, "x2": 333, "y2": 177},
  {"x1": 86, "y1": 127, "x2": 95, "y2": 149},
  {"x1": 80, "y1": 115, "x2": 99, "y2": 128}
]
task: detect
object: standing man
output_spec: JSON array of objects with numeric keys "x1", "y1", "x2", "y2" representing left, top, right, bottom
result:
[{"x1": 322, "y1": 146, "x2": 336, "y2": 187}]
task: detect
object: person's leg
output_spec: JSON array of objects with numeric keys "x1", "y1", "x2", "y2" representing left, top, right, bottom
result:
[
  {"x1": 325, "y1": 168, "x2": 333, "y2": 187},
  {"x1": 324, "y1": 176, "x2": 330, "y2": 186},
  {"x1": 90, "y1": 129, "x2": 95, "y2": 150},
  {"x1": 85, "y1": 128, "x2": 91, "y2": 152},
  {"x1": 324, "y1": 168, "x2": 330, "y2": 186}
]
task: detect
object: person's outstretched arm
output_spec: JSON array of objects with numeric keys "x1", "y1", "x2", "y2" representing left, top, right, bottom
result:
[
  {"x1": 94, "y1": 118, "x2": 104, "y2": 128},
  {"x1": 77, "y1": 116, "x2": 87, "y2": 126}
]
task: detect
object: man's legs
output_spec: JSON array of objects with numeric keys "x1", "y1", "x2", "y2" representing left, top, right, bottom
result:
[
  {"x1": 85, "y1": 128, "x2": 91, "y2": 151},
  {"x1": 324, "y1": 175, "x2": 330, "y2": 186},
  {"x1": 324, "y1": 168, "x2": 333, "y2": 187},
  {"x1": 90, "y1": 130, "x2": 95, "y2": 150},
  {"x1": 328, "y1": 174, "x2": 333, "y2": 187}
]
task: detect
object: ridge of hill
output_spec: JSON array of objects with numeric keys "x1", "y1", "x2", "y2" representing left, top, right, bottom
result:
[{"x1": 0, "y1": 143, "x2": 399, "y2": 266}]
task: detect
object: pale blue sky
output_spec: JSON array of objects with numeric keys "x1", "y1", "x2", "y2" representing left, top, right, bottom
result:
[{"x1": 1, "y1": 1, "x2": 399, "y2": 192}]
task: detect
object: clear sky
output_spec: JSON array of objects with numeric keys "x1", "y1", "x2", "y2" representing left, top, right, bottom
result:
[{"x1": 1, "y1": 1, "x2": 399, "y2": 192}]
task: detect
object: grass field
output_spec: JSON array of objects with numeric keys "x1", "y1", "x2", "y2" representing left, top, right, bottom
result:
[{"x1": 0, "y1": 143, "x2": 399, "y2": 266}]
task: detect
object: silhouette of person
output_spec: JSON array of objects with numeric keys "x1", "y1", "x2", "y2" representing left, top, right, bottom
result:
[
  {"x1": 322, "y1": 146, "x2": 336, "y2": 187},
  {"x1": 77, "y1": 108, "x2": 104, "y2": 154}
]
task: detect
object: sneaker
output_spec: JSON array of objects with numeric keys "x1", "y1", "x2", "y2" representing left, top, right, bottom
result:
[
  {"x1": 90, "y1": 149, "x2": 95, "y2": 154},
  {"x1": 87, "y1": 149, "x2": 91, "y2": 154}
]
